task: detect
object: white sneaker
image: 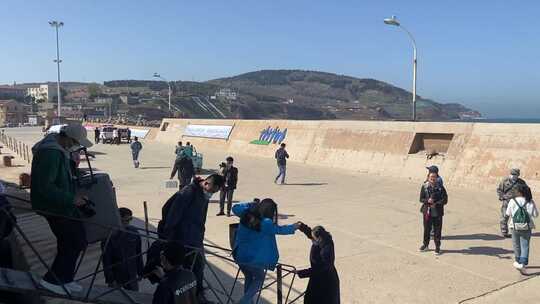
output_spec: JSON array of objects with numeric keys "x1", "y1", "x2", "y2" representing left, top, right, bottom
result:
[
  {"x1": 40, "y1": 279, "x2": 67, "y2": 295},
  {"x1": 64, "y1": 281, "x2": 84, "y2": 292},
  {"x1": 513, "y1": 261, "x2": 524, "y2": 270}
]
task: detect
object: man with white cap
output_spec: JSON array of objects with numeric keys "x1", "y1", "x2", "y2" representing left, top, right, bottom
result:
[
  {"x1": 30, "y1": 123, "x2": 93, "y2": 295},
  {"x1": 497, "y1": 168, "x2": 529, "y2": 237}
]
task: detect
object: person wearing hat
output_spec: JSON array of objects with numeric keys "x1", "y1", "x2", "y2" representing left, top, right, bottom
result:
[
  {"x1": 497, "y1": 168, "x2": 530, "y2": 237},
  {"x1": 30, "y1": 123, "x2": 93, "y2": 295}
]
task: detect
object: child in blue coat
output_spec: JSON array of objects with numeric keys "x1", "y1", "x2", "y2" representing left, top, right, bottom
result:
[{"x1": 232, "y1": 199, "x2": 300, "y2": 304}]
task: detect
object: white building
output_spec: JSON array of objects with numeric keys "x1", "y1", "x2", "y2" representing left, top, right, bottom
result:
[
  {"x1": 215, "y1": 88, "x2": 237, "y2": 100},
  {"x1": 27, "y1": 84, "x2": 57, "y2": 102}
]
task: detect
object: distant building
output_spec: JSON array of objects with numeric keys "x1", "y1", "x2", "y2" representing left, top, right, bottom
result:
[
  {"x1": 119, "y1": 95, "x2": 139, "y2": 105},
  {"x1": 27, "y1": 84, "x2": 57, "y2": 102},
  {"x1": 0, "y1": 100, "x2": 29, "y2": 126},
  {"x1": 0, "y1": 86, "x2": 25, "y2": 99},
  {"x1": 215, "y1": 88, "x2": 237, "y2": 100}
]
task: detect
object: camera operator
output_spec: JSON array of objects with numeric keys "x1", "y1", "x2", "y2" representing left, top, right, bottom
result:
[
  {"x1": 31, "y1": 124, "x2": 93, "y2": 295},
  {"x1": 217, "y1": 156, "x2": 238, "y2": 217}
]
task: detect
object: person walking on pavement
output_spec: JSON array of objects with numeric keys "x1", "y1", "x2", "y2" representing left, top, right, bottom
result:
[
  {"x1": 217, "y1": 156, "x2": 239, "y2": 217},
  {"x1": 419, "y1": 171, "x2": 448, "y2": 255},
  {"x1": 127, "y1": 128, "x2": 132, "y2": 143},
  {"x1": 31, "y1": 124, "x2": 93, "y2": 295},
  {"x1": 174, "y1": 141, "x2": 184, "y2": 159},
  {"x1": 94, "y1": 127, "x2": 100, "y2": 144},
  {"x1": 130, "y1": 137, "x2": 143, "y2": 168},
  {"x1": 169, "y1": 155, "x2": 195, "y2": 189},
  {"x1": 505, "y1": 184, "x2": 538, "y2": 271},
  {"x1": 274, "y1": 143, "x2": 289, "y2": 184},
  {"x1": 497, "y1": 168, "x2": 528, "y2": 237}
]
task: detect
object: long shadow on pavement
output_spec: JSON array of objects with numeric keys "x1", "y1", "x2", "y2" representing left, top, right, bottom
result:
[
  {"x1": 442, "y1": 233, "x2": 505, "y2": 241},
  {"x1": 442, "y1": 246, "x2": 513, "y2": 259}
]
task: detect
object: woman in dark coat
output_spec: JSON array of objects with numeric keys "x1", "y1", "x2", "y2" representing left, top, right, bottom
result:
[{"x1": 297, "y1": 225, "x2": 340, "y2": 304}]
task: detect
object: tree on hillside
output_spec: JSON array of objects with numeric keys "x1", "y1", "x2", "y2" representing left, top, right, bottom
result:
[{"x1": 88, "y1": 83, "x2": 102, "y2": 98}]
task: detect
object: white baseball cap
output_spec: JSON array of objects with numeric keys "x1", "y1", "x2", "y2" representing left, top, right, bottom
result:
[{"x1": 63, "y1": 124, "x2": 93, "y2": 148}]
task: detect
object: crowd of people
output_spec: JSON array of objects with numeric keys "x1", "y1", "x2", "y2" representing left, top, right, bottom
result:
[{"x1": 0, "y1": 124, "x2": 532, "y2": 304}]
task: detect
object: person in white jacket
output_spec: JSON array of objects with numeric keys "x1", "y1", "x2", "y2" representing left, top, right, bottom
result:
[{"x1": 505, "y1": 184, "x2": 538, "y2": 270}]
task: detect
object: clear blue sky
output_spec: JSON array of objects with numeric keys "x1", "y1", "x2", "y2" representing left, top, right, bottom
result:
[{"x1": 1, "y1": 1, "x2": 539, "y2": 118}]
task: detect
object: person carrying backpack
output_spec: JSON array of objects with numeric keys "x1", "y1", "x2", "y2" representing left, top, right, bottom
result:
[
  {"x1": 274, "y1": 143, "x2": 289, "y2": 185},
  {"x1": 505, "y1": 184, "x2": 538, "y2": 270}
]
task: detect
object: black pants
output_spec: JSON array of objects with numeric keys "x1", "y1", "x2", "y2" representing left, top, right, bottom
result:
[
  {"x1": 43, "y1": 216, "x2": 87, "y2": 284},
  {"x1": 423, "y1": 216, "x2": 443, "y2": 248},
  {"x1": 184, "y1": 249, "x2": 205, "y2": 296},
  {"x1": 219, "y1": 189, "x2": 234, "y2": 214}
]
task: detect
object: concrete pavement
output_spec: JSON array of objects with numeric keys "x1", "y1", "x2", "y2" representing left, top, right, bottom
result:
[{"x1": 3, "y1": 127, "x2": 539, "y2": 304}]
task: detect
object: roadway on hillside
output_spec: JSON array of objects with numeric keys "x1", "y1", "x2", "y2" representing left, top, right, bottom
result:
[{"x1": 3, "y1": 127, "x2": 539, "y2": 304}]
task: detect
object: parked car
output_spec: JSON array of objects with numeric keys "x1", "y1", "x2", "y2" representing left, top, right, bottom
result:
[{"x1": 100, "y1": 126, "x2": 117, "y2": 143}]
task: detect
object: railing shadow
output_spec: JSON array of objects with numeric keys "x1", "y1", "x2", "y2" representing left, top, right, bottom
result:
[{"x1": 2, "y1": 194, "x2": 304, "y2": 304}]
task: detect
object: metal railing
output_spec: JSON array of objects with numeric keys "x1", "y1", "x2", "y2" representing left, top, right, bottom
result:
[
  {"x1": 0, "y1": 132, "x2": 32, "y2": 164},
  {"x1": 2, "y1": 193, "x2": 306, "y2": 304}
]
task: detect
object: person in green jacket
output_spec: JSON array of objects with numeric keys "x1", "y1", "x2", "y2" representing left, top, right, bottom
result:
[{"x1": 31, "y1": 124, "x2": 93, "y2": 295}]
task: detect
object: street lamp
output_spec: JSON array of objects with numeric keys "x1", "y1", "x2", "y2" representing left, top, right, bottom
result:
[
  {"x1": 153, "y1": 73, "x2": 171, "y2": 111},
  {"x1": 49, "y1": 20, "x2": 64, "y2": 117},
  {"x1": 384, "y1": 15, "x2": 418, "y2": 121}
]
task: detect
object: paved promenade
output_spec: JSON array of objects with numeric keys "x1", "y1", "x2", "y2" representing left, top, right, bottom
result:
[{"x1": 2, "y1": 127, "x2": 539, "y2": 304}]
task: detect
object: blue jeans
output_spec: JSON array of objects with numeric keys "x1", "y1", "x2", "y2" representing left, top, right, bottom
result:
[
  {"x1": 239, "y1": 265, "x2": 266, "y2": 304},
  {"x1": 511, "y1": 229, "x2": 531, "y2": 265},
  {"x1": 275, "y1": 165, "x2": 286, "y2": 184}
]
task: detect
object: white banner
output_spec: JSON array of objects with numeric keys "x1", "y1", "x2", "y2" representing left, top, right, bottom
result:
[
  {"x1": 130, "y1": 128, "x2": 150, "y2": 139},
  {"x1": 183, "y1": 124, "x2": 233, "y2": 140}
]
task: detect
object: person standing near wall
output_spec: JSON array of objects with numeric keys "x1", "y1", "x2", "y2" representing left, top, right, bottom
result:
[
  {"x1": 497, "y1": 168, "x2": 528, "y2": 237},
  {"x1": 274, "y1": 143, "x2": 289, "y2": 185},
  {"x1": 419, "y1": 172, "x2": 448, "y2": 255},
  {"x1": 505, "y1": 184, "x2": 538, "y2": 271},
  {"x1": 169, "y1": 155, "x2": 194, "y2": 189},
  {"x1": 130, "y1": 137, "x2": 143, "y2": 168},
  {"x1": 217, "y1": 156, "x2": 238, "y2": 217}
]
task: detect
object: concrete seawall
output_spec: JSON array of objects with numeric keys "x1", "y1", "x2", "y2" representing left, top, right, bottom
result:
[{"x1": 154, "y1": 118, "x2": 540, "y2": 192}]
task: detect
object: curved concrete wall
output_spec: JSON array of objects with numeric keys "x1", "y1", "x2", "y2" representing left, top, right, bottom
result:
[{"x1": 155, "y1": 118, "x2": 540, "y2": 192}]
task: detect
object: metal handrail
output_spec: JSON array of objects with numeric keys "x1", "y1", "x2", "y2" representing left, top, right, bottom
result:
[{"x1": 2, "y1": 193, "x2": 304, "y2": 304}]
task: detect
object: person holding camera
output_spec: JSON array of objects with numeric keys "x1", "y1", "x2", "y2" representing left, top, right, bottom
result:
[
  {"x1": 419, "y1": 171, "x2": 448, "y2": 255},
  {"x1": 217, "y1": 156, "x2": 238, "y2": 217},
  {"x1": 30, "y1": 124, "x2": 93, "y2": 295}
]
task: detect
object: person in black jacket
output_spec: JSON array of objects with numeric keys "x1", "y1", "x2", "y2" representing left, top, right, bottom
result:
[
  {"x1": 217, "y1": 156, "x2": 238, "y2": 217},
  {"x1": 170, "y1": 156, "x2": 195, "y2": 189},
  {"x1": 419, "y1": 172, "x2": 448, "y2": 254},
  {"x1": 155, "y1": 174, "x2": 224, "y2": 303},
  {"x1": 152, "y1": 242, "x2": 198, "y2": 304},
  {"x1": 101, "y1": 207, "x2": 143, "y2": 291},
  {"x1": 297, "y1": 225, "x2": 340, "y2": 304}
]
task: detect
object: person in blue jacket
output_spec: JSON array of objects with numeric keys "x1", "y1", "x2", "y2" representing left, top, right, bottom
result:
[{"x1": 232, "y1": 199, "x2": 300, "y2": 304}]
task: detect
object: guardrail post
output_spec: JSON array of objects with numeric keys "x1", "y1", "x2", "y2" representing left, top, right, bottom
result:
[
  {"x1": 277, "y1": 264, "x2": 283, "y2": 304},
  {"x1": 143, "y1": 201, "x2": 150, "y2": 250}
]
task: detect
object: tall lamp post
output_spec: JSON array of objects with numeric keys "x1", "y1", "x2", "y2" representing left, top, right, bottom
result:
[
  {"x1": 384, "y1": 15, "x2": 418, "y2": 121},
  {"x1": 49, "y1": 20, "x2": 64, "y2": 117},
  {"x1": 153, "y1": 73, "x2": 171, "y2": 111}
]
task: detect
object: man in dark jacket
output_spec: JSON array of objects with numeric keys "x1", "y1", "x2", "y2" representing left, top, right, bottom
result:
[
  {"x1": 31, "y1": 124, "x2": 93, "y2": 295},
  {"x1": 157, "y1": 174, "x2": 224, "y2": 302},
  {"x1": 170, "y1": 156, "x2": 195, "y2": 189},
  {"x1": 217, "y1": 156, "x2": 238, "y2": 217},
  {"x1": 274, "y1": 143, "x2": 289, "y2": 184},
  {"x1": 94, "y1": 127, "x2": 100, "y2": 144},
  {"x1": 419, "y1": 172, "x2": 448, "y2": 255},
  {"x1": 497, "y1": 168, "x2": 529, "y2": 237},
  {"x1": 152, "y1": 242, "x2": 198, "y2": 304},
  {"x1": 101, "y1": 207, "x2": 143, "y2": 291}
]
